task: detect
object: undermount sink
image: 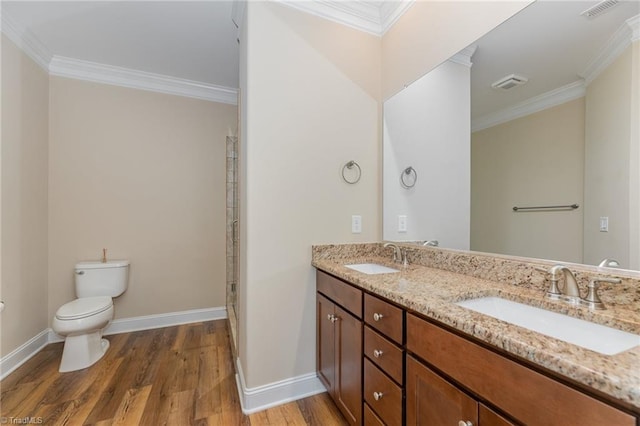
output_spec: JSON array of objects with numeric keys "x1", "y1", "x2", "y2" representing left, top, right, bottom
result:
[
  {"x1": 456, "y1": 297, "x2": 640, "y2": 355},
  {"x1": 344, "y1": 263, "x2": 400, "y2": 275}
]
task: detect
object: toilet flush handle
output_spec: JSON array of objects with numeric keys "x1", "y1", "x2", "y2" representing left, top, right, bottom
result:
[{"x1": 76, "y1": 271, "x2": 85, "y2": 275}]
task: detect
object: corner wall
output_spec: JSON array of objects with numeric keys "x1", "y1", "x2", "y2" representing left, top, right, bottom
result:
[{"x1": 1, "y1": 35, "x2": 50, "y2": 357}]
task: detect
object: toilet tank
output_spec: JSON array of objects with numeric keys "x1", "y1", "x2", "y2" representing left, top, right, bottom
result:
[{"x1": 75, "y1": 260, "x2": 130, "y2": 298}]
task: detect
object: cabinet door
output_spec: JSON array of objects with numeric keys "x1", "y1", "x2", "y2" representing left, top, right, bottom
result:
[
  {"x1": 406, "y1": 355, "x2": 477, "y2": 426},
  {"x1": 317, "y1": 294, "x2": 335, "y2": 393},
  {"x1": 480, "y1": 404, "x2": 515, "y2": 426},
  {"x1": 335, "y1": 304, "x2": 363, "y2": 426}
]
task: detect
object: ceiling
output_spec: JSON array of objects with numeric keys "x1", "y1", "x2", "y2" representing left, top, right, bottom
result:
[
  {"x1": 2, "y1": 0, "x2": 637, "y2": 115},
  {"x1": 2, "y1": 1, "x2": 240, "y2": 89},
  {"x1": 470, "y1": 0, "x2": 639, "y2": 129}
]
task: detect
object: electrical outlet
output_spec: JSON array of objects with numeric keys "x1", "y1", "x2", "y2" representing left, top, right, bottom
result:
[
  {"x1": 352, "y1": 215, "x2": 362, "y2": 233},
  {"x1": 398, "y1": 215, "x2": 407, "y2": 232}
]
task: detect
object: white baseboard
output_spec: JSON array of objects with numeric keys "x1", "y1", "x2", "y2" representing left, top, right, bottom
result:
[
  {"x1": 235, "y1": 357, "x2": 327, "y2": 414},
  {"x1": 0, "y1": 329, "x2": 50, "y2": 380},
  {"x1": 1, "y1": 306, "x2": 227, "y2": 377}
]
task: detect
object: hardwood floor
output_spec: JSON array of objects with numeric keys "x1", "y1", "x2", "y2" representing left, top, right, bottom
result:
[{"x1": 0, "y1": 320, "x2": 348, "y2": 425}]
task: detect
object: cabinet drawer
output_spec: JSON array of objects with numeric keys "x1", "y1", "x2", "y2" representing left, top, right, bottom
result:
[
  {"x1": 480, "y1": 404, "x2": 515, "y2": 426},
  {"x1": 317, "y1": 271, "x2": 362, "y2": 318},
  {"x1": 364, "y1": 326, "x2": 403, "y2": 384},
  {"x1": 407, "y1": 314, "x2": 636, "y2": 426},
  {"x1": 364, "y1": 359, "x2": 402, "y2": 426},
  {"x1": 364, "y1": 403, "x2": 385, "y2": 426},
  {"x1": 364, "y1": 293, "x2": 403, "y2": 344}
]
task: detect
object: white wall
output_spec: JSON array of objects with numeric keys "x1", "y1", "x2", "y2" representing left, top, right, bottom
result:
[
  {"x1": 1, "y1": 35, "x2": 50, "y2": 358},
  {"x1": 584, "y1": 42, "x2": 638, "y2": 269},
  {"x1": 383, "y1": 59, "x2": 470, "y2": 248},
  {"x1": 239, "y1": 1, "x2": 381, "y2": 390}
]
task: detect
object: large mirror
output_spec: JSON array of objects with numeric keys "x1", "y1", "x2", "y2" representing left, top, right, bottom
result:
[{"x1": 383, "y1": 1, "x2": 640, "y2": 270}]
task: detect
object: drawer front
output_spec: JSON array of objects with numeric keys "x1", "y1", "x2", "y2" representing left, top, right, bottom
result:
[
  {"x1": 364, "y1": 359, "x2": 402, "y2": 426},
  {"x1": 364, "y1": 293, "x2": 403, "y2": 344},
  {"x1": 407, "y1": 314, "x2": 636, "y2": 426},
  {"x1": 317, "y1": 270, "x2": 362, "y2": 318},
  {"x1": 364, "y1": 326, "x2": 403, "y2": 384},
  {"x1": 364, "y1": 403, "x2": 385, "y2": 426},
  {"x1": 479, "y1": 404, "x2": 516, "y2": 426}
]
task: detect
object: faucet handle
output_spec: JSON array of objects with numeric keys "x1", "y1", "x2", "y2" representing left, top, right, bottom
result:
[
  {"x1": 401, "y1": 249, "x2": 409, "y2": 267},
  {"x1": 581, "y1": 277, "x2": 621, "y2": 310},
  {"x1": 534, "y1": 266, "x2": 550, "y2": 274},
  {"x1": 535, "y1": 266, "x2": 563, "y2": 298}
]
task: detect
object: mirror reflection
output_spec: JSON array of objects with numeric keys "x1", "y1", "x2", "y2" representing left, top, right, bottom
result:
[{"x1": 383, "y1": 1, "x2": 639, "y2": 270}]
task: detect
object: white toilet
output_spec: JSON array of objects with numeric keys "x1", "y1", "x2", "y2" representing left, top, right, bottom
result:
[{"x1": 52, "y1": 260, "x2": 130, "y2": 372}]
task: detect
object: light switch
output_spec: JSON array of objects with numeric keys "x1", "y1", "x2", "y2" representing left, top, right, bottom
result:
[
  {"x1": 398, "y1": 215, "x2": 407, "y2": 233},
  {"x1": 352, "y1": 215, "x2": 362, "y2": 233},
  {"x1": 599, "y1": 217, "x2": 609, "y2": 232}
]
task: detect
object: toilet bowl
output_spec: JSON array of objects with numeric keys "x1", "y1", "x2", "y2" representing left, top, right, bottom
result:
[
  {"x1": 53, "y1": 296, "x2": 114, "y2": 372},
  {"x1": 52, "y1": 260, "x2": 129, "y2": 372}
]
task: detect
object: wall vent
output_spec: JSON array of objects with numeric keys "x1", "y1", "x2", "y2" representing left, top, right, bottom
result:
[
  {"x1": 580, "y1": 0, "x2": 619, "y2": 19},
  {"x1": 491, "y1": 74, "x2": 528, "y2": 90}
]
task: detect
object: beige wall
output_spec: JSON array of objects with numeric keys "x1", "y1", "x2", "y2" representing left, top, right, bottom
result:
[
  {"x1": 631, "y1": 42, "x2": 640, "y2": 270},
  {"x1": 471, "y1": 98, "x2": 585, "y2": 263},
  {"x1": 240, "y1": 2, "x2": 381, "y2": 388},
  {"x1": 381, "y1": 1, "x2": 532, "y2": 100},
  {"x1": 584, "y1": 42, "x2": 637, "y2": 268},
  {"x1": 48, "y1": 77, "x2": 236, "y2": 320},
  {"x1": 1, "y1": 36, "x2": 50, "y2": 357}
]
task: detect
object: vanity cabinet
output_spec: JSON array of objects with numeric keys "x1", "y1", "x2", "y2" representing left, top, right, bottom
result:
[
  {"x1": 363, "y1": 293, "x2": 405, "y2": 425},
  {"x1": 406, "y1": 313, "x2": 636, "y2": 426},
  {"x1": 317, "y1": 271, "x2": 363, "y2": 425}
]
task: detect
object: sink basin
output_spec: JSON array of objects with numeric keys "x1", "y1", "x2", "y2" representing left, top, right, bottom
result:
[
  {"x1": 456, "y1": 297, "x2": 640, "y2": 355},
  {"x1": 344, "y1": 263, "x2": 400, "y2": 275}
]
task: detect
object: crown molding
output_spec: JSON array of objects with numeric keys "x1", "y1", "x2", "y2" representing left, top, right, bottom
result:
[
  {"x1": 49, "y1": 56, "x2": 238, "y2": 105},
  {"x1": 1, "y1": 8, "x2": 52, "y2": 71},
  {"x1": 277, "y1": 0, "x2": 414, "y2": 36},
  {"x1": 472, "y1": 80, "x2": 586, "y2": 132},
  {"x1": 581, "y1": 13, "x2": 639, "y2": 85},
  {"x1": 449, "y1": 45, "x2": 477, "y2": 68},
  {"x1": 1, "y1": 7, "x2": 237, "y2": 105}
]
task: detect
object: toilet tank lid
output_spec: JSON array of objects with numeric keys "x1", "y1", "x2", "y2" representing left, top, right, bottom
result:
[{"x1": 75, "y1": 260, "x2": 130, "y2": 269}]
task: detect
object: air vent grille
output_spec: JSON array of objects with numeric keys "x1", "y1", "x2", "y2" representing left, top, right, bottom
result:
[
  {"x1": 580, "y1": 0, "x2": 619, "y2": 18},
  {"x1": 491, "y1": 74, "x2": 528, "y2": 90}
]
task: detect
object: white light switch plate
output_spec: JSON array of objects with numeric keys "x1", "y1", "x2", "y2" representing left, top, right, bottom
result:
[
  {"x1": 599, "y1": 217, "x2": 609, "y2": 232},
  {"x1": 352, "y1": 215, "x2": 362, "y2": 233},
  {"x1": 398, "y1": 215, "x2": 407, "y2": 232}
]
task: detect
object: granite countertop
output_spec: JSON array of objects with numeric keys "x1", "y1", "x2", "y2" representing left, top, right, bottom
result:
[{"x1": 312, "y1": 246, "x2": 640, "y2": 411}]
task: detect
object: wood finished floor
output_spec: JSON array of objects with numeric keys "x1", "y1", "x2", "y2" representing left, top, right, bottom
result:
[{"x1": 0, "y1": 320, "x2": 348, "y2": 425}]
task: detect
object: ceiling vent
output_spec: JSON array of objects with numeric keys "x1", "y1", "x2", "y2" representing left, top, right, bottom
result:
[
  {"x1": 491, "y1": 74, "x2": 528, "y2": 90},
  {"x1": 580, "y1": 0, "x2": 619, "y2": 19}
]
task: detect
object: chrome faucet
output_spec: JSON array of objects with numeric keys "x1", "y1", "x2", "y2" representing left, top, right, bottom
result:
[
  {"x1": 383, "y1": 242, "x2": 408, "y2": 266},
  {"x1": 548, "y1": 264, "x2": 581, "y2": 303},
  {"x1": 383, "y1": 242, "x2": 402, "y2": 263},
  {"x1": 423, "y1": 240, "x2": 439, "y2": 247},
  {"x1": 539, "y1": 264, "x2": 621, "y2": 309}
]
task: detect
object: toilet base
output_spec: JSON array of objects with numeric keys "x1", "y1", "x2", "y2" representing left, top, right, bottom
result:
[{"x1": 59, "y1": 331, "x2": 110, "y2": 373}]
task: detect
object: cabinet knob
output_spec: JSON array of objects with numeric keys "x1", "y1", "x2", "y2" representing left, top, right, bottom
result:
[
  {"x1": 373, "y1": 391, "x2": 384, "y2": 401},
  {"x1": 373, "y1": 349, "x2": 383, "y2": 358},
  {"x1": 458, "y1": 421, "x2": 473, "y2": 426},
  {"x1": 330, "y1": 315, "x2": 338, "y2": 323},
  {"x1": 373, "y1": 312, "x2": 384, "y2": 321},
  {"x1": 327, "y1": 314, "x2": 332, "y2": 321}
]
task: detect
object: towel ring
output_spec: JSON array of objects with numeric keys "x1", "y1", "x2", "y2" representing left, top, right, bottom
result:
[
  {"x1": 342, "y1": 161, "x2": 361, "y2": 184},
  {"x1": 401, "y1": 166, "x2": 417, "y2": 188}
]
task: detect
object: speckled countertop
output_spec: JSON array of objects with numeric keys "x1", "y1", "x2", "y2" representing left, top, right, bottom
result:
[{"x1": 312, "y1": 243, "x2": 640, "y2": 411}]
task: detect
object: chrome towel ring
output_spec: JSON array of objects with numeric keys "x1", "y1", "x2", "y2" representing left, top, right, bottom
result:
[
  {"x1": 401, "y1": 166, "x2": 417, "y2": 188},
  {"x1": 342, "y1": 160, "x2": 362, "y2": 184}
]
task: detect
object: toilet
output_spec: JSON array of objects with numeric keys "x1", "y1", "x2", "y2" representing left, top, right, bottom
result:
[{"x1": 52, "y1": 260, "x2": 130, "y2": 372}]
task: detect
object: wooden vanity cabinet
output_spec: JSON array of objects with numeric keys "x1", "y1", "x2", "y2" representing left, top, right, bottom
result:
[
  {"x1": 317, "y1": 272, "x2": 363, "y2": 425},
  {"x1": 406, "y1": 313, "x2": 636, "y2": 426}
]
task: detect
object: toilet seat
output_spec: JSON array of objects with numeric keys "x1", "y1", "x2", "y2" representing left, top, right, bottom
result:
[{"x1": 56, "y1": 296, "x2": 113, "y2": 320}]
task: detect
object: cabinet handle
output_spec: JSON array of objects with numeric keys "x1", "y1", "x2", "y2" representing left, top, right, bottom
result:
[
  {"x1": 373, "y1": 391, "x2": 384, "y2": 401},
  {"x1": 373, "y1": 312, "x2": 384, "y2": 321},
  {"x1": 373, "y1": 349, "x2": 383, "y2": 358},
  {"x1": 458, "y1": 421, "x2": 473, "y2": 426},
  {"x1": 330, "y1": 315, "x2": 338, "y2": 323}
]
